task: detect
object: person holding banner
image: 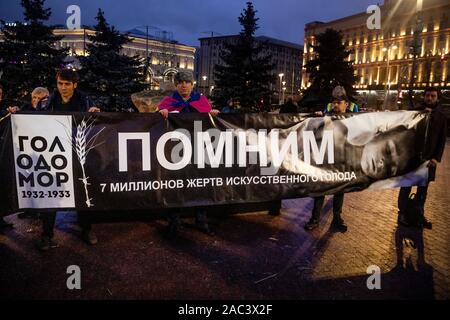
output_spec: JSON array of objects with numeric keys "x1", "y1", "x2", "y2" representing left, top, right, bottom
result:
[
  {"x1": 158, "y1": 71, "x2": 219, "y2": 239},
  {"x1": 0, "y1": 84, "x2": 15, "y2": 230},
  {"x1": 36, "y1": 68, "x2": 101, "y2": 251},
  {"x1": 0, "y1": 83, "x2": 6, "y2": 114},
  {"x1": 6, "y1": 88, "x2": 50, "y2": 220},
  {"x1": 398, "y1": 87, "x2": 447, "y2": 229},
  {"x1": 268, "y1": 96, "x2": 300, "y2": 216},
  {"x1": 0, "y1": 83, "x2": 20, "y2": 117},
  {"x1": 304, "y1": 86, "x2": 358, "y2": 232},
  {"x1": 23, "y1": 87, "x2": 50, "y2": 111},
  {"x1": 0, "y1": 84, "x2": 3, "y2": 107}
]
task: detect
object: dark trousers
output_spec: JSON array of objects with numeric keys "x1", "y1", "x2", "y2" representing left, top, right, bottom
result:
[
  {"x1": 41, "y1": 211, "x2": 56, "y2": 238},
  {"x1": 311, "y1": 193, "x2": 345, "y2": 221},
  {"x1": 41, "y1": 211, "x2": 92, "y2": 238},
  {"x1": 398, "y1": 186, "x2": 429, "y2": 212},
  {"x1": 268, "y1": 200, "x2": 281, "y2": 214},
  {"x1": 168, "y1": 208, "x2": 208, "y2": 226}
]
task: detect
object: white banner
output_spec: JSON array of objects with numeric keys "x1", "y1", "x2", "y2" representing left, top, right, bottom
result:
[{"x1": 11, "y1": 114, "x2": 75, "y2": 209}]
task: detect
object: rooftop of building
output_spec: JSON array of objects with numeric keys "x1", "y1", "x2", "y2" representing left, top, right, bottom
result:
[
  {"x1": 198, "y1": 34, "x2": 303, "y2": 51},
  {"x1": 51, "y1": 25, "x2": 194, "y2": 46},
  {"x1": 304, "y1": 0, "x2": 449, "y2": 31}
]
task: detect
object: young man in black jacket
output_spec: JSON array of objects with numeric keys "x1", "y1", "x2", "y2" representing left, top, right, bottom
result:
[
  {"x1": 398, "y1": 87, "x2": 448, "y2": 229},
  {"x1": 37, "y1": 69, "x2": 100, "y2": 250}
]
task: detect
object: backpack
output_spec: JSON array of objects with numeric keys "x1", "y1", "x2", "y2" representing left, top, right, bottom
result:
[{"x1": 404, "y1": 193, "x2": 425, "y2": 227}]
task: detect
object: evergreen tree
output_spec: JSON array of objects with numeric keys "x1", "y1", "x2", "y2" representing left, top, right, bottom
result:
[
  {"x1": 213, "y1": 2, "x2": 274, "y2": 112},
  {"x1": 79, "y1": 9, "x2": 146, "y2": 112},
  {"x1": 0, "y1": 0, "x2": 67, "y2": 104},
  {"x1": 303, "y1": 28, "x2": 358, "y2": 107}
]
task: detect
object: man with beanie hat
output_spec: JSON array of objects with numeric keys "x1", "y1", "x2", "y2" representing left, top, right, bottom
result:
[
  {"x1": 158, "y1": 71, "x2": 220, "y2": 239},
  {"x1": 158, "y1": 71, "x2": 218, "y2": 117},
  {"x1": 305, "y1": 86, "x2": 359, "y2": 232},
  {"x1": 321, "y1": 86, "x2": 359, "y2": 114}
]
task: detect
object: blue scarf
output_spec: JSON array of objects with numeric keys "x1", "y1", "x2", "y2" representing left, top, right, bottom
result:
[{"x1": 171, "y1": 91, "x2": 202, "y2": 113}]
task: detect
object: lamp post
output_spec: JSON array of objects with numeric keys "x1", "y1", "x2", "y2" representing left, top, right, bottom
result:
[
  {"x1": 278, "y1": 73, "x2": 284, "y2": 105},
  {"x1": 382, "y1": 43, "x2": 398, "y2": 110},
  {"x1": 408, "y1": 2, "x2": 424, "y2": 109},
  {"x1": 135, "y1": 25, "x2": 160, "y2": 89},
  {"x1": 282, "y1": 81, "x2": 286, "y2": 104},
  {"x1": 201, "y1": 31, "x2": 223, "y2": 96}
]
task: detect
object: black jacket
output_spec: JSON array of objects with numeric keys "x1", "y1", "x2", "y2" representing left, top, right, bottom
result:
[
  {"x1": 422, "y1": 105, "x2": 447, "y2": 163},
  {"x1": 39, "y1": 89, "x2": 93, "y2": 112},
  {"x1": 0, "y1": 100, "x2": 6, "y2": 117},
  {"x1": 279, "y1": 101, "x2": 298, "y2": 114},
  {"x1": 20, "y1": 103, "x2": 37, "y2": 112},
  {"x1": 419, "y1": 104, "x2": 448, "y2": 181}
]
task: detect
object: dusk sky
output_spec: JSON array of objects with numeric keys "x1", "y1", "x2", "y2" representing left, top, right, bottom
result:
[{"x1": 0, "y1": 0, "x2": 377, "y2": 46}]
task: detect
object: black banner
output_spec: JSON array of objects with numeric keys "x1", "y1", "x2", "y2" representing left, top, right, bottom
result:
[{"x1": 0, "y1": 111, "x2": 429, "y2": 216}]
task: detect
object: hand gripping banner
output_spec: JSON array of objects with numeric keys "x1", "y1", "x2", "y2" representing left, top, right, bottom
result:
[{"x1": 0, "y1": 111, "x2": 429, "y2": 216}]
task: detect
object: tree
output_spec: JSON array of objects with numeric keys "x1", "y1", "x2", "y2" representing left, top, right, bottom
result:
[
  {"x1": 213, "y1": 2, "x2": 275, "y2": 112},
  {"x1": 303, "y1": 28, "x2": 358, "y2": 107},
  {"x1": 0, "y1": 0, "x2": 67, "y2": 104},
  {"x1": 79, "y1": 9, "x2": 146, "y2": 112}
]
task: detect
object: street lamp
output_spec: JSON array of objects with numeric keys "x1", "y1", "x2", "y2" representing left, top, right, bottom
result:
[
  {"x1": 202, "y1": 75, "x2": 207, "y2": 95},
  {"x1": 278, "y1": 73, "x2": 284, "y2": 105},
  {"x1": 135, "y1": 25, "x2": 160, "y2": 75},
  {"x1": 382, "y1": 43, "x2": 398, "y2": 110}
]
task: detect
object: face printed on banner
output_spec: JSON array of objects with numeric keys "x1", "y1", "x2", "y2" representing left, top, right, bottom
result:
[
  {"x1": 360, "y1": 126, "x2": 416, "y2": 179},
  {"x1": 176, "y1": 80, "x2": 193, "y2": 100}
]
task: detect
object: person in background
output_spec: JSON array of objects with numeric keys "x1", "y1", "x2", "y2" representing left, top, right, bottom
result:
[
  {"x1": 221, "y1": 98, "x2": 240, "y2": 113},
  {"x1": 279, "y1": 96, "x2": 298, "y2": 114}
]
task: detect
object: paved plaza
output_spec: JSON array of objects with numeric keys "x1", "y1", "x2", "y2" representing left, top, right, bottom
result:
[{"x1": 1, "y1": 141, "x2": 449, "y2": 300}]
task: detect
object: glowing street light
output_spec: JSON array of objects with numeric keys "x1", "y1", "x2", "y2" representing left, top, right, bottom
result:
[
  {"x1": 278, "y1": 73, "x2": 284, "y2": 105},
  {"x1": 383, "y1": 43, "x2": 398, "y2": 110},
  {"x1": 201, "y1": 75, "x2": 208, "y2": 94}
]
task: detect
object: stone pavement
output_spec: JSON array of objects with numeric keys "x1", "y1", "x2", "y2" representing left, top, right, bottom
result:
[{"x1": 1, "y1": 141, "x2": 449, "y2": 300}]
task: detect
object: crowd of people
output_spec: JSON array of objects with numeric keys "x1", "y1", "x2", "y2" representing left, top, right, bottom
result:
[{"x1": 0, "y1": 69, "x2": 447, "y2": 251}]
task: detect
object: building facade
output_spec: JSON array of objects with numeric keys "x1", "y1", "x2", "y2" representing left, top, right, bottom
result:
[
  {"x1": 198, "y1": 35, "x2": 303, "y2": 104},
  {"x1": 49, "y1": 27, "x2": 196, "y2": 90},
  {"x1": 302, "y1": 0, "x2": 450, "y2": 108}
]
